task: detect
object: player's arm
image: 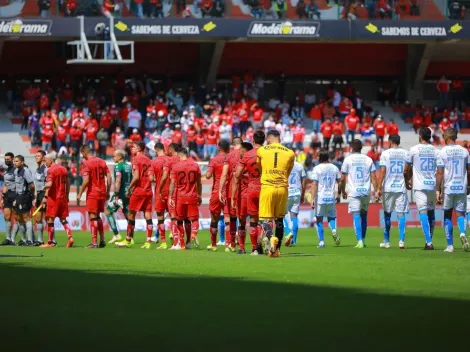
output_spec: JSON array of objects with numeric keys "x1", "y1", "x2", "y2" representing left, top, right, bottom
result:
[
  {"x1": 310, "y1": 180, "x2": 318, "y2": 209},
  {"x1": 158, "y1": 169, "x2": 169, "y2": 197},
  {"x1": 105, "y1": 169, "x2": 112, "y2": 200},
  {"x1": 219, "y1": 164, "x2": 229, "y2": 203},
  {"x1": 377, "y1": 166, "x2": 386, "y2": 197},
  {"x1": 300, "y1": 177, "x2": 308, "y2": 203},
  {"x1": 66, "y1": 177, "x2": 70, "y2": 203},
  {"x1": 196, "y1": 171, "x2": 202, "y2": 206},
  {"x1": 436, "y1": 166, "x2": 444, "y2": 204},
  {"x1": 371, "y1": 170, "x2": 379, "y2": 201},
  {"x1": 404, "y1": 151, "x2": 413, "y2": 190},
  {"x1": 340, "y1": 174, "x2": 347, "y2": 199},
  {"x1": 169, "y1": 177, "x2": 176, "y2": 207},
  {"x1": 467, "y1": 164, "x2": 470, "y2": 195},
  {"x1": 41, "y1": 178, "x2": 53, "y2": 206},
  {"x1": 126, "y1": 168, "x2": 140, "y2": 198},
  {"x1": 0, "y1": 184, "x2": 4, "y2": 208},
  {"x1": 286, "y1": 156, "x2": 295, "y2": 177},
  {"x1": 231, "y1": 164, "x2": 244, "y2": 208},
  {"x1": 114, "y1": 172, "x2": 122, "y2": 196}
]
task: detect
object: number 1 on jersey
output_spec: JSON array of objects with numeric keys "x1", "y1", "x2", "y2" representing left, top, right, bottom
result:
[{"x1": 274, "y1": 152, "x2": 278, "y2": 168}]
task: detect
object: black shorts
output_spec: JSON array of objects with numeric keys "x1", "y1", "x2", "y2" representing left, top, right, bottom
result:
[
  {"x1": 36, "y1": 191, "x2": 46, "y2": 211},
  {"x1": 15, "y1": 193, "x2": 33, "y2": 214},
  {"x1": 333, "y1": 135, "x2": 344, "y2": 145},
  {"x1": 3, "y1": 190, "x2": 16, "y2": 209}
]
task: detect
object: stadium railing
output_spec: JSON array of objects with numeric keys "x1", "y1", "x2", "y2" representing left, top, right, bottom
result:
[{"x1": 0, "y1": 0, "x2": 448, "y2": 20}]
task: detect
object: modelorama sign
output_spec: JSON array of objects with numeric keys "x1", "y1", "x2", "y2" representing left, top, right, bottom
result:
[
  {"x1": 247, "y1": 21, "x2": 320, "y2": 37},
  {"x1": 0, "y1": 18, "x2": 52, "y2": 36}
]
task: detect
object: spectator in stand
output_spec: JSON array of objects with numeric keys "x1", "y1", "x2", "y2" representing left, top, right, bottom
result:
[
  {"x1": 292, "y1": 122, "x2": 306, "y2": 150},
  {"x1": 345, "y1": 108, "x2": 360, "y2": 145},
  {"x1": 352, "y1": 91, "x2": 364, "y2": 118},
  {"x1": 150, "y1": 0, "x2": 164, "y2": 18},
  {"x1": 172, "y1": 125, "x2": 183, "y2": 145},
  {"x1": 274, "y1": 0, "x2": 287, "y2": 19},
  {"x1": 360, "y1": 121, "x2": 376, "y2": 145},
  {"x1": 97, "y1": 127, "x2": 109, "y2": 159},
  {"x1": 310, "y1": 103, "x2": 322, "y2": 135},
  {"x1": 346, "y1": 1, "x2": 359, "y2": 20},
  {"x1": 38, "y1": 0, "x2": 51, "y2": 19},
  {"x1": 127, "y1": 107, "x2": 142, "y2": 136},
  {"x1": 378, "y1": 0, "x2": 392, "y2": 19},
  {"x1": 251, "y1": 103, "x2": 264, "y2": 131},
  {"x1": 282, "y1": 125, "x2": 293, "y2": 149},
  {"x1": 42, "y1": 123, "x2": 54, "y2": 152},
  {"x1": 133, "y1": 0, "x2": 145, "y2": 18},
  {"x1": 332, "y1": 116, "x2": 344, "y2": 151},
  {"x1": 449, "y1": 110, "x2": 460, "y2": 131},
  {"x1": 386, "y1": 119, "x2": 399, "y2": 137},
  {"x1": 449, "y1": 1, "x2": 463, "y2": 19},
  {"x1": 320, "y1": 118, "x2": 333, "y2": 149},
  {"x1": 436, "y1": 75, "x2": 451, "y2": 108},
  {"x1": 206, "y1": 129, "x2": 218, "y2": 158},
  {"x1": 323, "y1": 102, "x2": 335, "y2": 121},
  {"x1": 410, "y1": 0, "x2": 420, "y2": 16},
  {"x1": 367, "y1": 145, "x2": 381, "y2": 170},
  {"x1": 373, "y1": 115, "x2": 386, "y2": 149},
  {"x1": 201, "y1": 0, "x2": 214, "y2": 17},
  {"x1": 195, "y1": 131, "x2": 206, "y2": 159},
  {"x1": 64, "y1": 0, "x2": 77, "y2": 17},
  {"x1": 264, "y1": 115, "x2": 276, "y2": 134},
  {"x1": 439, "y1": 117, "x2": 452, "y2": 136},
  {"x1": 338, "y1": 97, "x2": 353, "y2": 120},
  {"x1": 464, "y1": 106, "x2": 470, "y2": 128},
  {"x1": 250, "y1": 0, "x2": 264, "y2": 19},
  {"x1": 296, "y1": 0, "x2": 308, "y2": 18},
  {"x1": 85, "y1": 122, "x2": 98, "y2": 152},
  {"x1": 451, "y1": 76, "x2": 464, "y2": 110},
  {"x1": 423, "y1": 108, "x2": 432, "y2": 127},
  {"x1": 332, "y1": 89, "x2": 341, "y2": 112},
  {"x1": 310, "y1": 134, "x2": 321, "y2": 150},
  {"x1": 219, "y1": 120, "x2": 232, "y2": 141},
  {"x1": 307, "y1": 0, "x2": 321, "y2": 19}
]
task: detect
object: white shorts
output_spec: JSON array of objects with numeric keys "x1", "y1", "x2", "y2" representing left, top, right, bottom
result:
[
  {"x1": 443, "y1": 193, "x2": 466, "y2": 213},
  {"x1": 348, "y1": 196, "x2": 370, "y2": 213},
  {"x1": 413, "y1": 190, "x2": 436, "y2": 211},
  {"x1": 315, "y1": 202, "x2": 337, "y2": 218},
  {"x1": 286, "y1": 195, "x2": 300, "y2": 215},
  {"x1": 382, "y1": 192, "x2": 409, "y2": 214}
]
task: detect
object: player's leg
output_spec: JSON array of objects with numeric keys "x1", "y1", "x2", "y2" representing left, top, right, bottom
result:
[
  {"x1": 443, "y1": 205, "x2": 454, "y2": 253},
  {"x1": 208, "y1": 212, "x2": 219, "y2": 251},
  {"x1": 349, "y1": 198, "x2": 363, "y2": 248},
  {"x1": 327, "y1": 203, "x2": 339, "y2": 246},
  {"x1": 141, "y1": 211, "x2": 154, "y2": 249},
  {"x1": 415, "y1": 191, "x2": 433, "y2": 249},
  {"x1": 284, "y1": 197, "x2": 293, "y2": 246},
  {"x1": 247, "y1": 190, "x2": 261, "y2": 255},
  {"x1": 1, "y1": 207, "x2": 13, "y2": 245},
  {"x1": 116, "y1": 195, "x2": 138, "y2": 247},
  {"x1": 184, "y1": 219, "x2": 192, "y2": 247},
  {"x1": 288, "y1": 196, "x2": 300, "y2": 245},
  {"x1": 33, "y1": 195, "x2": 45, "y2": 245},
  {"x1": 269, "y1": 188, "x2": 288, "y2": 257},
  {"x1": 156, "y1": 212, "x2": 168, "y2": 250},
  {"x1": 87, "y1": 211, "x2": 100, "y2": 248},
  {"x1": 381, "y1": 193, "x2": 392, "y2": 248},
  {"x1": 395, "y1": 192, "x2": 409, "y2": 249},
  {"x1": 259, "y1": 188, "x2": 275, "y2": 254},
  {"x1": 454, "y1": 194, "x2": 469, "y2": 251},
  {"x1": 427, "y1": 191, "x2": 437, "y2": 240},
  {"x1": 186, "y1": 204, "x2": 200, "y2": 249},
  {"x1": 315, "y1": 214, "x2": 325, "y2": 248},
  {"x1": 40, "y1": 216, "x2": 56, "y2": 248},
  {"x1": 217, "y1": 213, "x2": 225, "y2": 246},
  {"x1": 105, "y1": 194, "x2": 122, "y2": 243},
  {"x1": 360, "y1": 196, "x2": 370, "y2": 245}
]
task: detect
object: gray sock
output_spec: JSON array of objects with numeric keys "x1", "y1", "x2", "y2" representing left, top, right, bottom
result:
[
  {"x1": 5, "y1": 221, "x2": 12, "y2": 241},
  {"x1": 11, "y1": 223, "x2": 19, "y2": 242},
  {"x1": 26, "y1": 221, "x2": 34, "y2": 242},
  {"x1": 37, "y1": 223, "x2": 44, "y2": 243},
  {"x1": 20, "y1": 223, "x2": 27, "y2": 242}
]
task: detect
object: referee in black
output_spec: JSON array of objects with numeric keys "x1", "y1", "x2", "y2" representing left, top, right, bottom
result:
[
  {"x1": 33, "y1": 150, "x2": 47, "y2": 245},
  {"x1": 13, "y1": 155, "x2": 35, "y2": 246},
  {"x1": 0, "y1": 152, "x2": 16, "y2": 245}
]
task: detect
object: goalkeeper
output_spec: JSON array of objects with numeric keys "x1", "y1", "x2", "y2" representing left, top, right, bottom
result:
[{"x1": 106, "y1": 150, "x2": 133, "y2": 244}]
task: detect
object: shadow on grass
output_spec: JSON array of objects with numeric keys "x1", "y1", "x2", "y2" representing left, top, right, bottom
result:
[
  {"x1": 1, "y1": 263, "x2": 469, "y2": 350},
  {"x1": 0, "y1": 254, "x2": 44, "y2": 258}
]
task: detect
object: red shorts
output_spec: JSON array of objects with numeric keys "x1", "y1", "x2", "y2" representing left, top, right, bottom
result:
[
  {"x1": 129, "y1": 194, "x2": 153, "y2": 213},
  {"x1": 247, "y1": 189, "x2": 260, "y2": 217},
  {"x1": 86, "y1": 198, "x2": 105, "y2": 213},
  {"x1": 175, "y1": 202, "x2": 199, "y2": 221},
  {"x1": 155, "y1": 197, "x2": 169, "y2": 214},
  {"x1": 46, "y1": 200, "x2": 69, "y2": 219},
  {"x1": 238, "y1": 196, "x2": 248, "y2": 219},
  {"x1": 209, "y1": 193, "x2": 234, "y2": 217}
]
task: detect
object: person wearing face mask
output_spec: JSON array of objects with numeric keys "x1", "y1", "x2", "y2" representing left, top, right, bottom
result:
[
  {"x1": 439, "y1": 117, "x2": 452, "y2": 136},
  {"x1": 174, "y1": 92, "x2": 183, "y2": 112},
  {"x1": 219, "y1": 120, "x2": 232, "y2": 141},
  {"x1": 1, "y1": 153, "x2": 17, "y2": 245}
]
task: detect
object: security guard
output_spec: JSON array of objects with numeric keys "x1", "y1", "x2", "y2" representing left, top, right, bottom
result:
[
  {"x1": 13, "y1": 155, "x2": 35, "y2": 246},
  {"x1": 33, "y1": 150, "x2": 47, "y2": 245},
  {"x1": 0, "y1": 152, "x2": 16, "y2": 245}
]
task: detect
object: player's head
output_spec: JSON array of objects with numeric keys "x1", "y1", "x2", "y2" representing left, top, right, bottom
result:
[
  {"x1": 218, "y1": 139, "x2": 230, "y2": 154},
  {"x1": 35, "y1": 150, "x2": 46, "y2": 165},
  {"x1": 388, "y1": 134, "x2": 400, "y2": 148},
  {"x1": 266, "y1": 129, "x2": 280, "y2": 144},
  {"x1": 350, "y1": 139, "x2": 362, "y2": 153},
  {"x1": 253, "y1": 130, "x2": 265, "y2": 147},
  {"x1": 132, "y1": 141, "x2": 146, "y2": 155},
  {"x1": 14, "y1": 155, "x2": 25, "y2": 168},
  {"x1": 154, "y1": 142, "x2": 165, "y2": 155},
  {"x1": 169, "y1": 143, "x2": 179, "y2": 156},
  {"x1": 240, "y1": 142, "x2": 253, "y2": 158},
  {"x1": 113, "y1": 149, "x2": 126, "y2": 163},
  {"x1": 318, "y1": 149, "x2": 329, "y2": 163},
  {"x1": 5, "y1": 152, "x2": 14, "y2": 167},
  {"x1": 177, "y1": 147, "x2": 189, "y2": 160},
  {"x1": 232, "y1": 137, "x2": 242, "y2": 150},
  {"x1": 418, "y1": 127, "x2": 432, "y2": 144},
  {"x1": 44, "y1": 153, "x2": 56, "y2": 167},
  {"x1": 444, "y1": 127, "x2": 458, "y2": 144},
  {"x1": 80, "y1": 144, "x2": 94, "y2": 159}
]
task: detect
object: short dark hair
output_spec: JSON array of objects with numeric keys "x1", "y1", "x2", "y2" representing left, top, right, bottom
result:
[
  {"x1": 319, "y1": 149, "x2": 329, "y2": 163},
  {"x1": 135, "y1": 141, "x2": 146, "y2": 151},
  {"x1": 37, "y1": 150, "x2": 46, "y2": 157},
  {"x1": 351, "y1": 139, "x2": 362, "y2": 153},
  {"x1": 154, "y1": 142, "x2": 164, "y2": 151},
  {"x1": 80, "y1": 145, "x2": 92, "y2": 154},
  {"x1": 388, "y1": 134, "x2": 400, "y2": 146},
  {"x1": 267, "y1": 129, "x2": 280, "y2": 138},
  {"x1": 169, "y1": 143, "x2": 179, "y2": 152},
  {"x1": 218, "y1": 139, "x2": 230, "y2": 153},
  {"x1": 15, "y1": 155, "x2": 25, "y2": 162},
  {"x1": 232, "y1": 137, "x2": 242, "y2": 146},
  {"x1": 5, "y1": 152, "x2": 14, "y2": 159},
  {"x1": 254, "y1": 131, "x2": 266, "y2": 145},
  {"x1": 419, "y1": 127, "x2": 432, "y2": 142},
  {"x1": 444, "y1": 127, "x2": 458, "y2": 141},
  {"x1": 177, "y1": 147, "x2": 189, "y2": 156},
  {"x1": 241, "y1": 142, "x2": 253, "y2": 152}
]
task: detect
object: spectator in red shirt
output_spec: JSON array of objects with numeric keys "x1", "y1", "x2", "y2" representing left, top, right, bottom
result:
[
  {"x1": 320, "y1": 118, "x2": 333, "y2": 149},
  {"x1": 338, "y1": 97, "x2": 353, "y2": 120},
  {"x1": 436, "y1": 75, "x2": 451, "y2": 108},
  {"x1": 195, "y1": 130, "x2": 206, "y2": 159},
  {"x1": 439, "y1": 118, "x2": 452, "y2": 135},
  {"x1": 56, "y1": 124, "x2": 68, "y2": 151},
  {"x1": 42, "y1": 123, "x2": 54, "y2": 152},
  {"x1": 452, "y1": 76, "x2": 464, "y2": 110},
  {"x1": 85, "y1": 123, "x2": 98, "y2": 152},
  {"x1": 39, "y1": 94, "x2": 49, "y2": 115},
  {"x1": 373, "y1": 115, "x2": 386, "y2": 148},
  {"x1": 423, "y1": 109, "x2": 432, "y2": 127},
  {"x1": 344, "y1": 108, "x2": 360, "y2": 145},
  {"x1": 332, "y1": 116, "x2": 344, "y2": 151},
  {"x1": 386, "y1": 119, "x2": 399, "y2": 136},
  {"x1": 206, "y1": 129, "x2": 218, "y2": 158},
  {"x1": 310, "y1": 104, "x2": 322, "y2": 134},
  {"x1": 412, "y1": 112, "x2": 423, "y2": 133},
  {"x1": 172, "y1": 124, "x2": 183, "y2": 145},
  {"x1": 292, "y1": 123, "x2": 306, "y2": 150},
  {"x1": 367, "y1": 146, "x2": 381, "y2": 170},
  {"x1": 252, "y1": 104, "x2": 264, "y2": 131}
]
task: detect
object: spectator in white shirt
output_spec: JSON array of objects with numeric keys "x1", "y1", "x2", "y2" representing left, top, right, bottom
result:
[
  {"x1": 219, "y1": 121, "x2": 232, "y2": 140},
  {"x1": 264, "y1": 115, "x2": 276, "y2": 133},
  {"x1": 127, "y1": 108, "x2": 142, "y2": 136},
  {"x1": 304, "y1": 92, "x2": 316, "y2": 112},
  {"x1": 282, "y1": 124, "x2": 293, "y2": 149},
  {"x1": 333, "y1": 90, "x2": 341, "y2": 109}
]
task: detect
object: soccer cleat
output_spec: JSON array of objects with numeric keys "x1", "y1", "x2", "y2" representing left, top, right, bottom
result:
[
  {"x1": 40, "y1": 242, "x2": 55, "y2": 248},
  {"x1": 99, "y1": 240, "x2": 106, "y2": 248},
  {"x1": 157, "y1": 242, "x2": 168, "y2": 250},
  {"x1": 399, "y1": 241, "x2": 405, "y2": 249},
  {"x1": 185, "y1": 243, "x2": 191, "y2": 250},
  {"x1": 1, "y1": 239, "x2": 13, "y2": 246},
  {"x1": 317, "y1": 241, "x2": 325, "y2": 248},
  {"x1": 169, "y1": 232, "x2": 174, "y2": 240},
  {"x1": 332, "y1": 230, "x2": 340, "y2": 246},
  {"x1": 379, "y1": 242, "x2": 391, "y2": 249},
  {"x1": 108, "y1": 235, "x2": 122, "y2": 244},
  {"x1": 285, "y1": 234, "x2": 293, "y2": 247},
  {"x1": 115, "y1": 240, "x2": 132, "y2": 248},
  {"x1": 225, "y1": 247, "x2": 231, "y2": 253},
  {"x1": 216, "y1": 240, "x2": 225, "y2": 246},
  {"x1": 250, "y1": 249, "x2": 259, "y2": 256},
  {"x1": 191, "y1": 236, "x2": 200, "y2": 249},
  {"x1": 169, "y1": 244, "x2": 181, "y2": 250},
  {"x1": 444, "y1": 245, "x2": 454, "y2": 253},
  {"x1": 424, "y1": 243, "x2": 435, "y2": 250},
  {"x1": 86, "y1": 243, "x2": 98, "y2": 249},
  {"x1": 237, "y1": 249, "x2": 246, "y2": 254},
  {"x1": 273, "y1": 250, "x2": 281, "y2": 258},
  {"x1": 25, "y1": 240, "x2": 34, "y2": 246},
  {"x1": 460, "y1": 234, "x2": 469, "y2": 252},
  {"x1": 269, "y1": 236, "x2": 279, "y2": 257},
  {"x1": 207, "y1": 244, "x2": 217, "y2": 251},
  {"x1": 141, "y1": 241, "x2": 151, "y2": 249},
  {"x1": 151, "y1": 236, "x2": 159, "y2": 244},
  {"x1": 17, "y1": 240, "x2": 27, "y2": 246},
  {"x1": 66, "y1": 238, "x2": 74, "y2": 248},
  {"x1": 354, "y1": 241, "x2": 364, "y2": 249},
  {"x1": 261, "y1": 236, "x2": 271, "y2": 255},
  {"x1": 32, "y1": 241, "x2": 43, "y2": 247}
]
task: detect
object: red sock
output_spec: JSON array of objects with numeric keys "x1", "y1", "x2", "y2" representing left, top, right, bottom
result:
[
  {"x1": 184, "y1": 221, "x2": 191, "y2": 244},
  {"x1": 126, "y1": 222, "x2": 135, "y2": 241},
  {"x1": 47, "y1": 223, "x2": 55, "y2": 243},
  {"x1": 90, "y1": 220, "x2": 98, "y2": 245},
  {"x1": 224, "y1": 223, "x2": 231, "y2": 247},
  {"x1": 171, "y1": 219, "x2": 177, "y2": 245},
  {"x1": 178, "y1": 224, "x2": 185, "y2": 247},
  {"x1": 249, "y1": 225, "x2": 257, "y2": 251},
  {"x1": 238, "y1": 226, "x2": 246, "y2": 250},
  {"x1": 63, "y1": 223, "x2": 73, "y2": 239},
  {"x1": 158, "y1": 222, "x2": 166, "y2": 242},
  {"x1": 210, "y1": 225, "x2": 217, "y2": 246},
  {"x1": 146, "y1": 223, "x2": 153, "y2": 241},
  {"x1": 97, "y1": 219, "x2": 104, "y2": 242},
  {"x1": 230, "y1": 220, "x2": 237, "y2": 247},
  {"x1": 191, "y1": 220, "x2": 199, "y2": 239}
]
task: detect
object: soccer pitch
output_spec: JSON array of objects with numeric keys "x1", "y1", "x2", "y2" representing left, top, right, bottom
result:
[{"x1": 2, "y1": 228, "x2": 470, "y2": 350}]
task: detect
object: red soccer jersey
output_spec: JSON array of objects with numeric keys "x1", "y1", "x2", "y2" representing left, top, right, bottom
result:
[
  {"x1": 132, "y1": 153, "x2": 154, "y2": 197},
  {"x1": 46, "y1": 164, "x2": 69, "y2": 201},
  {"x1": 240, "y1": 172, "x2": 249, "y2": 198},
  {"x1": 207, "y1": 134, "x2": 217, "y2": 145},
  {"x1": 387, "y1": 123, "x2": 399, "y2": 135},
  {"x1": 83, "y1": 156, "x2": 109, "y2": 200},
  {"x1": 152, "y1": 155, "x2": 170, "y2": 198},
  {"x1": 56, "y1": 125, "x2": 67, "y2": 142},
  {"x1": 345, "y1": 115, "x2": 359, "y2": 130},
  {"x1": 172, "y1": 131, "x2": 183, "y2": 144},
  {"x1": 208, "y1": 154, "x2": 226, "y2": 194},
  {"x1": 239, "y1": 148, "x2": 260, "y2": 191},
  {"x1": 374, "y1": 121, "x2": 386, "y2": 137},
  {"x1": 224, "y1": 149, "x2": 241, "y2": 197},
  {"x1": 170, "y1": 160, "x2": 201, "y2": 204},
  {"x1": 439, "y1": 121, "x2": 452, "y2": 132},
  {"x1": 187, "y1": 128, "x2": 197, "y2": 142},
  {"x1": 320, "y1": 123, "x2": 333, "y2": 138},
  {"x1": 332, "y1": 122, "x2": 344, "y2": 136},
  {"x1": 86, "y1": 126, "x2": 98, "y2": 140}
]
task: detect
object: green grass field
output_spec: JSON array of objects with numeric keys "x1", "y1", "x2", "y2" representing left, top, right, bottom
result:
[{"x1": 1, "y1": 227, "x2": 470, "y2": 351}]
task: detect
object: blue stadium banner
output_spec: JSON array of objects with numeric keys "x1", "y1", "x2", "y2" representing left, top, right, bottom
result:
[{"x1": 352, "y1": 20, "x2": 469, "y2": 39}]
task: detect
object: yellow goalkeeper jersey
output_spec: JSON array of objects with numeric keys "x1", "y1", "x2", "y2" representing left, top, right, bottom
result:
[{"x1": 257, "y1": 143, "x2": 295, "y2": 188}]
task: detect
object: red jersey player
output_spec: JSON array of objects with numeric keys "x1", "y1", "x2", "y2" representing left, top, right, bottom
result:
[
  {"x1": 116, "y1": 141, "x2": 155, "y2": 248},
  {"x1": 218, "y1": 137, "x2": 242, "y2": 251},
  {"x1": 169, "y1": 147, "x2": 202, "y2": 250},
  {"x1": 40, "y1": 154, "x2": 75, "y2": 248},
  {"x1": 78, "y1": 145, "x2": 111, "y2": 248},
  {"x1": 234, "y1": 130, "x2": 265, "y2": 255},
  {"x1": 152, "y1": 142, "x2": 170, "y2": 249},
  {"x1": 205, "y1": 140, "x2": 231, "y2": 251},
  {"x1": 230, "y1": 142, "x2": 253, "y2": 254}
]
